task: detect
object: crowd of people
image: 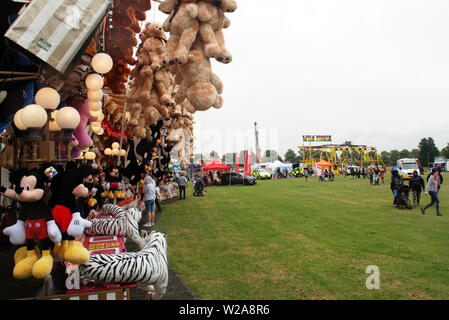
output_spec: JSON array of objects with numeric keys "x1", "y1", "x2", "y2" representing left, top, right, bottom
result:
[
  {"x1": 343, "y1": 166, "x2": 385, "y2": 185},
  {"x1": 390, "y1": 167, "x2": 444, "y2": 216},
  {"x1": 319, "y1": 168, "x2": 335, "y2": 182}
]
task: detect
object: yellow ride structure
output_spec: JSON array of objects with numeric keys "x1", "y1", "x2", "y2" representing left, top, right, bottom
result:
[{"x1": 299, "y1": 143, "x2": 384, "y2": 173}]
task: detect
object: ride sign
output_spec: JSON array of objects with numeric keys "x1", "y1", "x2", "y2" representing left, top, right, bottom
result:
[{"x1": 303, "y1": 135, "x2": 332, "y2": 142}]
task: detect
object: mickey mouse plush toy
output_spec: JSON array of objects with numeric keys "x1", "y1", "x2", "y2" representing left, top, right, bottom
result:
[
  {"x1": 101, "y1": 165, "x2": 126, "y2": 200},
  {"x1": 50, "y1": 165, "x2": 92, "y2": 264},
  {"x1": 1, "y1": 168, "x2": 61, "y2": 279}
]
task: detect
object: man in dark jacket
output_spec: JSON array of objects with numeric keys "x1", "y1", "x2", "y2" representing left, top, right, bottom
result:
[
  {"x1": 409, "y1": 170, "x2": 425, "y2": 206},
  {"x1": 391, "y1": 169, "x2": 403, "y2": 205}
]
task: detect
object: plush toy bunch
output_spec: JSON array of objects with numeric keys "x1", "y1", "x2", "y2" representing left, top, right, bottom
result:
[
  {"x1": 103, "y1": 0, "x2": 152, "y2": 94},
  {"x1": 157, "y1": 0, "x2": 237, "y2": 112},
  {"x1": 126, "y1": 22, "x2": 176, "y2": 140}
]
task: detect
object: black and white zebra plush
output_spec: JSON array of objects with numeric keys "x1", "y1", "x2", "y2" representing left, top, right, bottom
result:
[
  {"x1": 86, "y1": 204, "x2": 144, "y2": 249},
  {"x1": 80, "y1": 230, "x2": 168, "y2": 300}
]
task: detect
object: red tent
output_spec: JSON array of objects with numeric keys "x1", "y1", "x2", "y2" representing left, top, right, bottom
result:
[{"x1": 201, "y1": 158, "x2": 232, "y2": 171}]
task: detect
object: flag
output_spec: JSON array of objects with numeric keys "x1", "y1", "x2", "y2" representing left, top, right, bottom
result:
[
  {"x1": 244, "y1": 149, "x2": 252, "y2": 177},
  {"x1": 235, "y1": 151, "x2": 241, "y2": 172}
]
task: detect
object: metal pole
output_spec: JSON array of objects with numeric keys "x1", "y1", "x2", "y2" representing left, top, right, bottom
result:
[
  {"x1": 117, "y1": 102, "x2": 128, "y2": 167},
  {"x1": 254, "y1": 122, "x2": 259, "y2": 164}
]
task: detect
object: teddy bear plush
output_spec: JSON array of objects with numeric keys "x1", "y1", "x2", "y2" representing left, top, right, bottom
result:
[
  {"x1": 174, "y1": 49, "x2": 223, "y2": 111},
  {"x1": 197, "y1": 0, "x2": 236, "y2": 63},
  {"x1": 155, "y1": 69, "x2": 176, "y2": 107},
  {"x1": 133, "y1": 0, "x2": 152, "y2": 20},
  {"x1": 104, "y1": 60, "x2": 131, "y2": 94},
  {"x1": 159, "y1": 0, "x2": 180, "y2": 14},
  {"x1": 160, "y1": 0, "x2": 200, "y2": 65},
  {"x1": 139, "y1": 65, "x2": 155, "y2": 104},
  {"x1": 141, "y1": 22, "x2": 167, "y2": 72}
]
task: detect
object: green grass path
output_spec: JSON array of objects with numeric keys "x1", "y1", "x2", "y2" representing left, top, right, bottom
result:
[{"x1": 156, "y1": 174, "x2": 449, "y2": 299}]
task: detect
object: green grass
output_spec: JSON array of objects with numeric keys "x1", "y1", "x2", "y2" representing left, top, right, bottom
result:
[{"x1": 156, "y1": 173, "x2": 449, "y2": 299}]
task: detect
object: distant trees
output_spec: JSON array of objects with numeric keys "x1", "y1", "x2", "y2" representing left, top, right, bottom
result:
[
  {"x1": 418, "y1": 137, "x2": 439, "y2": 167},
  {"x1": 440, "y1": 143, "x2": 449, "y2": 159},
  {"x1": 377, "y1": 137, "x2": 440, "y2": 167},
  {"x1": 399, "y1": 149, "x2": 411, "y2": 159},
  {"x1": 284, "y1": 149, "x2": 297, "y2": 163},
  {"x1": 389, "y1": 150, "x2": 401, "y2": 165},
  {"x1": 380, "y1": 151, "x2": 390, "y2": 165}
]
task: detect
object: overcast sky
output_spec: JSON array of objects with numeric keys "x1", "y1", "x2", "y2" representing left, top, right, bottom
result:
[{"x1": 151, "y1": 0, "x2": 449, "y2": 157}]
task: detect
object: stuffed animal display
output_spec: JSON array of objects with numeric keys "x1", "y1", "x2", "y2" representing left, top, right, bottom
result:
[{"x1": 158, "y1": 0, "x2": 237, "y2": 112}]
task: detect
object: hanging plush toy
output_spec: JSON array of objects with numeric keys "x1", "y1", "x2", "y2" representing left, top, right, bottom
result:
[
  {"x1": 1, "y1": 169, "x2": 62, "y2": 279},
  {"x1": 101, "y1": 166, "x2": 126, "y2": 200},
  {"x1": 50, "y1": 165, "x2": 92, "y2": 264},
  {"x1": 122, "y1": 139, "x2": 146, "y2": 188},
  {"x1": 72, "y1": 98, "x2": 98, "y2": 154},
  {"x1": 160, "y1": 0, "x2": 200, "y2": 65}
]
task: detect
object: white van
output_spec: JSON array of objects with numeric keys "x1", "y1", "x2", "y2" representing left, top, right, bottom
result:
[{"x1": 396, "y1": 158, "x2": 420, "y2": 179}]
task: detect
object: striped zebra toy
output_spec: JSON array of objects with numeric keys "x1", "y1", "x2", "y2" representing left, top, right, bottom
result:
[
  {"x1": 86, "y1": 204, "x2": 145, "y2": 249},
  {"x1": 80, "y1": 230, "x2": 168, "y2": 300}
]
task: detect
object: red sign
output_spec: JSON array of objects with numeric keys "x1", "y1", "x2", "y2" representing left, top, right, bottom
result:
[
  {"x1": 235, "y1": 151, "x2": 241, "y2": 172},
  {"x1": 83, "y1": 235, "x2": 126, "y2": 256},
  {"x1": 102, "y1": 120, "x2": 128, "y2": 142},
  {"x1": 244, "y1": 149, "x2": 252, "y2": 177}
]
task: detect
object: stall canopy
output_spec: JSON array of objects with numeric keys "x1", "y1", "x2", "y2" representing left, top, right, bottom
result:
[
  {"x1": 201, "y1": 158, "x2": 232, "y2": 171},
  {"x1": 267, "y1": 160, "x2": 287, "y2": 170},
  {"x1": 315, "y1": 160, "x2": 334, "y2": 167}
]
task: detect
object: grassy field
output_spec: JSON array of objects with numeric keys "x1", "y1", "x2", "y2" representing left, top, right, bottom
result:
[{"x1": 156, "y1": 173, "x2": 449, "y2": 300}]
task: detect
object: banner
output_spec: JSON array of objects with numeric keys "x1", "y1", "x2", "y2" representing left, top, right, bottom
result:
[
  {"x1": 235, "y1": 151, "x2": 240, "y2": 172},
  {"x1": 257, "y1": 148, "x2": 261, "y2": 163},
  {"x1": 303, "y1": 135, "x2": 332, "y2": 142},
  {"x1": 244, "y1": 149, "x2": 252, "y2": 177},
  {"x1": 102, "y1": 120, "x2": 128, "y2": 142},
  {"x1": 5, "y1": 0, "x2": 111, "y2": 75}
]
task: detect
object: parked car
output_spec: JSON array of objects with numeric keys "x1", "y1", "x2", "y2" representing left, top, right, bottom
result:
[
  {"x1": 221, "y1": 172, "x2": 257, "y2": 185},
  {"x1": 252, "y1": 168, "x2": 272, "y2": 180},
  {"x1": 291, "y1": 167, "x2": 302, "y2": 177}
]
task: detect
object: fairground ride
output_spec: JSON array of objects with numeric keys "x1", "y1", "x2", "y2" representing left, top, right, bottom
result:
[{"x1": 299, "y1": 144, "x2": 384, "y2": 172}]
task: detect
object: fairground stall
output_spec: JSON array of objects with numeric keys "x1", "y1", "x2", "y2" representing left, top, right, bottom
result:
[{"x1": 0, "y1": 0, "x2": 237, "y2": 300}]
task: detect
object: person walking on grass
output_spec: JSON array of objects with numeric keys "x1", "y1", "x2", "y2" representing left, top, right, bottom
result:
[
  {"x1": 409, "y1": 170, "x2": 425, "y2": 207},
  {"x1": 304, "y1": 168, "x2": 309, "y2": 182},
  {"x1": 422, "y1": 169, "x2": 442, "y2": 216},
  {"x1": 142, "y1": 173, "x2": 156, "y2": 228},
  {"x1": 391, "y1": 169, "x2": 403, "y2": 205},
  {"x1": 178, "y1": 172, "x2": 187, "y2": 200}
]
